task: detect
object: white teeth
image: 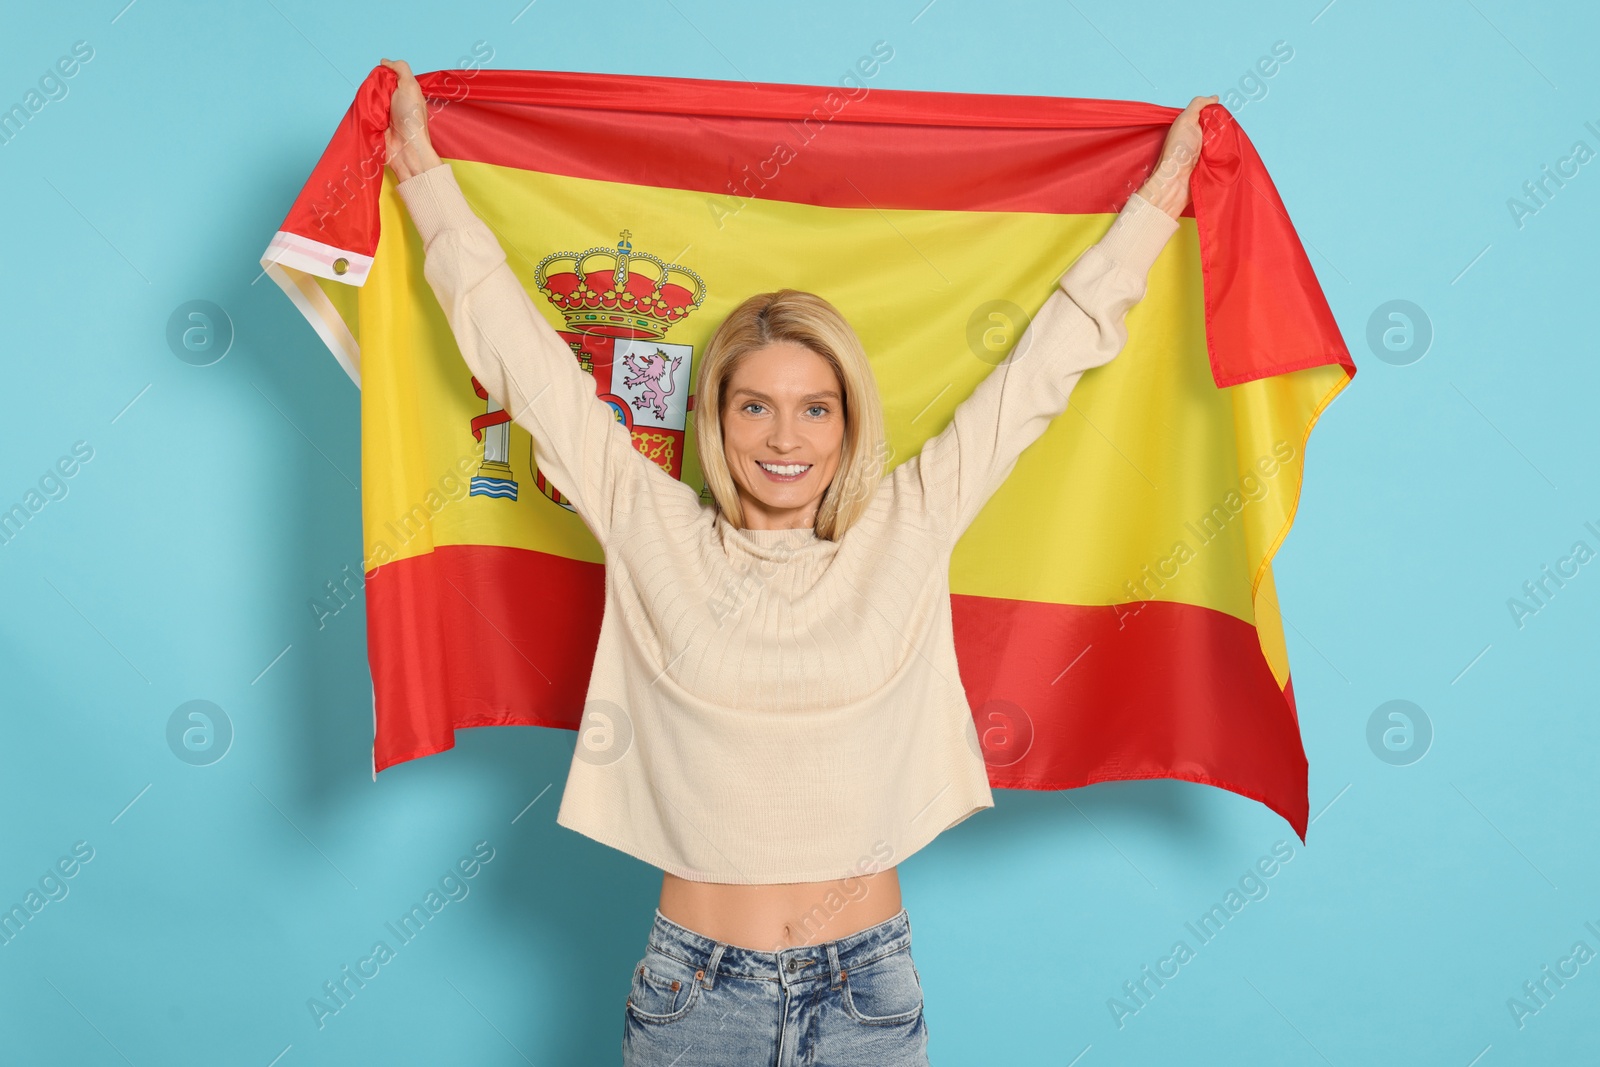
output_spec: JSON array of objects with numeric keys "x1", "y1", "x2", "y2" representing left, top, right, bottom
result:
[{"x1": 758, "y1": 461, "x2": 810, "y2": 476}]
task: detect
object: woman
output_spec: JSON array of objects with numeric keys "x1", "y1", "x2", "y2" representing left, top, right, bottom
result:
[{"x1": 382, "y1": 56, "x2": 1211, "y2": 1066}]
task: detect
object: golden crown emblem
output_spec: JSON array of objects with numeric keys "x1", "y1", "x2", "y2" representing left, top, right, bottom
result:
[{"x1": 533, "y1": 230, "x2": 706, "y2": 339}]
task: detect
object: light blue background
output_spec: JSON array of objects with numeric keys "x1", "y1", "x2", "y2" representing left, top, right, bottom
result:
[{"x1": 2, "y1": 1, "x2": 1596, "y2": 1063}]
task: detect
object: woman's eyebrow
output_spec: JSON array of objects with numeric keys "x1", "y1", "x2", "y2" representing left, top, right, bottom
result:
[{"x1": 731, "y1": 388, "x2": 842, "y2": 402}]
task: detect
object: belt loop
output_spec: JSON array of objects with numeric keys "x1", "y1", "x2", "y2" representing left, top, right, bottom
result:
[
  {"x1": 702, "y1": 941, "x2": 727, "y2": 989},
  {"x1": 825, "y1": 941, "x2": 843, "y2": 988}
]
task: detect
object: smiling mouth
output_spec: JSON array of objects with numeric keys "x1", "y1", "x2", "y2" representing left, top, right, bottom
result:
[{"x1": 756, "y1": 460, "x2": 812, "y2": 481}]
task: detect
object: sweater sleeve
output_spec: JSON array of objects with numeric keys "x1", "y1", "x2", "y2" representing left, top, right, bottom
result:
[
  {"x1": 395, "y1": 161, "x2": 690, "y2": 547},
  {"x1": 907, "y1": 190, "x2": 1180, "y2": 544}
]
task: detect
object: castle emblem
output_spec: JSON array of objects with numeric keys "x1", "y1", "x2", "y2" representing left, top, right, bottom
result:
[{"x1": 467, "y1": 230, "x2": 707, "y2": 508}]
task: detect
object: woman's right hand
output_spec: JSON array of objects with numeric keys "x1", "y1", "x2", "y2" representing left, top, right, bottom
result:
[
  {"x1": 1137, "y1": 93, "x2": 1217, "y2": 219},
  {"x1": 381, "y1": 58, "x2": 441, "y2": 182}
]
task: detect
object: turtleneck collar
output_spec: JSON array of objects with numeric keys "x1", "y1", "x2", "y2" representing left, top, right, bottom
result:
[{"x1": 713, "y1": 509, "x2": 829, "y2": 561}]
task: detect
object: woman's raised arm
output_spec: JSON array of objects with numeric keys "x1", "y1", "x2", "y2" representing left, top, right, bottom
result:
[
  {"x1": 382, "y1": 60, "x2": 685, "y2": 546},
  {"x1": 901, "y1": 95, "x2": 1213, "y2": 545}
]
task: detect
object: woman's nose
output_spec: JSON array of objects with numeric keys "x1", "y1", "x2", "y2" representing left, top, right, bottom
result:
[{"x1": 766, "y1": 415, "x2": 802, "y2": 449}]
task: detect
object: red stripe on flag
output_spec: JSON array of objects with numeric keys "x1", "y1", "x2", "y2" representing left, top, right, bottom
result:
[
  {"x1": 366, "y1": 544, "x2": 1308, "y2": 839},
  {"x1": 425, "y1": 89, "x2": 1176, "y2": 217},
  {"x1": 365, "y1": 544, "x2": 597, "y2": 772},
  {"x1": 952, "y1": 593, "x2": 1309, "y2": 841}
]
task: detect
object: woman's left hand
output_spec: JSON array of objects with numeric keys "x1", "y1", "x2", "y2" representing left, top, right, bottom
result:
[{"x1": 1138, "y1": 94, "x2": 1218, "y2": 219}]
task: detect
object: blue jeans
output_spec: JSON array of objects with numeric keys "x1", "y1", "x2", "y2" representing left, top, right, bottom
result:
[{"x1": 621, "y1": 906, "x2": 931, "y2": 1066}]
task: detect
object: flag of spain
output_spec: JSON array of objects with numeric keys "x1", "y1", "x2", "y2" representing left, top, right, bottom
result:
[{"x1": 261, "y1": 65, "x2": 1355, "y2": 841}]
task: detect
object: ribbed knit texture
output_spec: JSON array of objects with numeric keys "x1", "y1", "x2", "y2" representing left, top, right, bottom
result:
[{"x1": 397, "y1": 162, "x2": 1179, "y2": 883}]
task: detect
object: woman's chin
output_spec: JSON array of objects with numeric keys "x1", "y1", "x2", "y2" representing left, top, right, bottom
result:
[
  {"x1": 737, "y1": 483, "x2": 820, "y2": 518},
  {"x1": 750, "y1": 490, "x2": 813, "y2": 512}
]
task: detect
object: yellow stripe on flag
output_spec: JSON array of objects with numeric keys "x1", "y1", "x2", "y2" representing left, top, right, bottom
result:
[{"x1": 354, "y1": 158, "x2": 1347, "y2": 678}]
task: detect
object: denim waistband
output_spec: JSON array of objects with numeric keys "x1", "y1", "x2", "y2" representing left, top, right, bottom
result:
[{"x1": 647, "y1": 907, "x2": 913, "y2": 990}]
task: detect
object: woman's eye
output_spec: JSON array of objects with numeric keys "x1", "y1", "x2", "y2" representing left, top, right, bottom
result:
[
  {"x1": 743, "y1": 402, "x2": 764, "y2": 415},
  {"x1": 807, "y1": 405, "x2": 829, "y2": 417}
]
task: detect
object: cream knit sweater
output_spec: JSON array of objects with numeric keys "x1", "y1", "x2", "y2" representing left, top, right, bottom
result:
[{"x1": 396, "y1": 162, "x2": 1179, "y2": 884}]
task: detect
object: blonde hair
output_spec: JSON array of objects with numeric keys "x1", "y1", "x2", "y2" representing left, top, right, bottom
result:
[{"x1": 694, "y1": 289, "x2": 887, "y2": 541}]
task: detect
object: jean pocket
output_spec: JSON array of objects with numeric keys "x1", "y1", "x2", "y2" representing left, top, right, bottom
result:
[
  {"x1": 625, "y1": 947, "x2": 704, "y2": 1025},
  {"x1": 840, "y1": 948, "x2": 924, "y2": 1026}
]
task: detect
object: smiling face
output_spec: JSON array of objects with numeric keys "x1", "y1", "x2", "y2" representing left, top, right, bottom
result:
[{"x1": 720, "y1": 340, "x2": 846, "y2": 531}]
